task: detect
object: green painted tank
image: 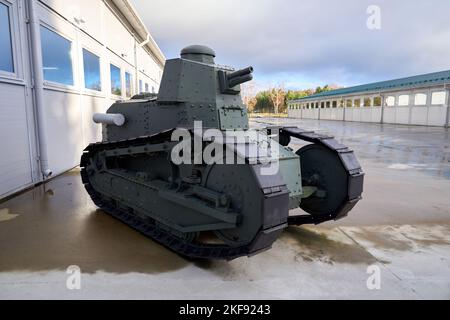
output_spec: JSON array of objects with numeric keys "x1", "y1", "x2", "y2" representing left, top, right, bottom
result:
[{"x1": 81, "y1": 45, "x2": 364, "y2": 259}]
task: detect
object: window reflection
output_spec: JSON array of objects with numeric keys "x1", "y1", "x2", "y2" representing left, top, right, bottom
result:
[
  {"x1": 414, "y1": 93, "x2": 427, "y2": 106},
  {"x1": 0, "y1": 3, "x2": 14, "y2": 73},
  {"x1": 432, "y1": 91, "x2": 446, "y2": 105},
  {"x1": 110, "y1": 64, "x2": 121, "y2": 96},
  {"x1": 125, "y1": 72, "x2": 132, "y2": 97},
  {"x1": 40, "y1": 26, "x2": 74, "y2": 86},
  {"x1": 398, "y1": 95, "x2": 409, "y2": 106},
  {"x1": 83, "y1": 49, "x2": 101, "y2": 91}
]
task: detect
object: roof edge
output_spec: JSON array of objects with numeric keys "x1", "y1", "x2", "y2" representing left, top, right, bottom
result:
[{"x1": 111, "y1": 0, "x2": 165, "y2": 66}]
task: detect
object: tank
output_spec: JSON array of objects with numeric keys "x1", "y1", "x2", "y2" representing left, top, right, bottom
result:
[{"x1": 81, "y1": 45, "x2": 364, "y2": 259}]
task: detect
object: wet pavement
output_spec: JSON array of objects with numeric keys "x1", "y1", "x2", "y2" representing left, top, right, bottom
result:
[{"x1": 0, "y1": 118, "x2": 449, "y2": 299}]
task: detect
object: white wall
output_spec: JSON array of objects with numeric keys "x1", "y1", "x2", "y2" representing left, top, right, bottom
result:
[{"x1": 0, "y1": 0, "x2": 38, "y2": 198}]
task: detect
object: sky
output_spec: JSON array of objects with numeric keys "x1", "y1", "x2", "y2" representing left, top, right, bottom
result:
[{"x1": 131, "y1": 0, "x2": 450, "y2": 91}]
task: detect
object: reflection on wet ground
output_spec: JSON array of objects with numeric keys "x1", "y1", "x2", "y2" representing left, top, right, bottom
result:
[
  {"x1": 251, "y1": 118, "x2": 450, "y2": 179},
  {"x1": 280, "y1": 227, "x2": 377, "y2": 265},
  {"x1": 0, "y1": 169, "x2": 188, "y2": 274}
]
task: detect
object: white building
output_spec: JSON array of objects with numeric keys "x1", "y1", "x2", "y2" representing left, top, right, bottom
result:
[
  {"x1": 0, "y1": 0, "x2": 165, "y2": 199},
  {"x1": 288, "y1": 70, "x2": 450, "y2": 128}
]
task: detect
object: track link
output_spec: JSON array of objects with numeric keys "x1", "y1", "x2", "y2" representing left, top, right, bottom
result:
[{"x1": 274, "y1": 126, "x2": 364, "y2": 226}]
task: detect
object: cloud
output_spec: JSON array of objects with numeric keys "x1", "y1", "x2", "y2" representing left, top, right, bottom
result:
[{"x1": 131, "y1": 0, "x2": 450, "y2": 89}]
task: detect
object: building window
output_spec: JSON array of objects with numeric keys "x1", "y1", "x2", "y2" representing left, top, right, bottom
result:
[
  {"x1": 83, "y1": 49, "x2": 101, "y2": 91},
  {"x1": 332, "y1": 101, "x2": 337, "y2": 108},
  {"x1": 364, "y1": 98, "x2": 371, "y2": 107},
  {"x1": 0, "y1": 3, "x2": 13, "y2": 73},
  {"x1": 315, "y1": 102, "x2": 319, "y2": 108},
  {"x1": 139, "y1": 80, "x2": 143, "y2": 93},
  {"x1": 320, "y1": 102, "x2": 325, "y2": 108},
  {"x1": 398, "y1": 95, "x2": 409, "y2": 106},
  {"x1": 386, "y1": 96, "x2": 395, "y2": 106},
  {"x1": 346, "y1": 99, "x2": 352, "y2": 108},
  {"x1": 110, "y1": 64, "x2": 122, "y2": 96},
  {"x1": 414, "y1": 93, "x2": 427, "y2": 106},
  {"x1": 40, "y1": 26, "x2": 74, "y2": 86},
  {"x1": 145, "y1": 83, "x2": 149, "y2": 92},
  {"x1": 326, "y1": 101, "x2": 330, "y2": 108},
  {"x1": 373, "y1": 97, "x2": 381, "y2": 107},
  {"x1": 354, "y1": 99, "x2": 361, "y2": 107},
  {"x1": 339, "y1": 100, "x2": 344, "y2": 108},
  {"x1": 431, "y1": 91, "x2": 446, "y2": 105},
  {"x1": 125, "y1": 72, "x2": 132, "y2": 97}
]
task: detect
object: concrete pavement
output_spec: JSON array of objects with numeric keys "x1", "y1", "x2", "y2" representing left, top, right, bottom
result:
[{"x1": 0, "y1": 118, "x2": 449, "y2": 299}]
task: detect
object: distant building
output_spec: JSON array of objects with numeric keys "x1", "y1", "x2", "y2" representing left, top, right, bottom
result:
[
  {"x1": 0, "y1": 0, "x2": 165, "y2": 199},
  {"x1": 287, "y1": 70, "x2": 450, "y2": 127}
]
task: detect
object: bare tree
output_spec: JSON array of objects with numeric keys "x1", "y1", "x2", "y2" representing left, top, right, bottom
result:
[
  {"x1": 241, "y1": 81, "x2": 257, "y2": 113},
  {"x1": 269, "y1": 83, "x2": 286, "y2": 114}
]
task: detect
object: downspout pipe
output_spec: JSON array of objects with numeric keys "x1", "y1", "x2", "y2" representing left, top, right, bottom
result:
[{"x1": 28, "y1": 0, "x2": 52, "y2": 178}]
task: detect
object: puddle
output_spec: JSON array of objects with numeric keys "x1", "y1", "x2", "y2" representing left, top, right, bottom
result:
[
  {"x1": 193, "y1": 259, "x2": 240, "y2": 280},
  {"x1": 281, "y1": 227, "x2": 377, "y2": 265},
  {"x1": 347, "y1": 225, "x2": 450, "y2": 252},
  {"x1": 388, "y1": 164, "x2": 415, "y2": 170},
  {"x1": 348, "y1": 229, "x2": 413, "y2": 252},
  {"x1": 0, "y1": 172, "x2": 189, "y2": 274},
  {"x1": 0, "y1": 208, "x2": 19, "y2": 223}
]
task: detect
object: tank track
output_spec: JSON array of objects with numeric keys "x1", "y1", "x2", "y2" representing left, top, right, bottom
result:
[
  {"x1": 274, "y1": 126, "x2": 364, "y2": 226},
  {"x1": 80, "y1": 127, "x2": 363, "y2": 260},
  {"x1": 80, "y1": 131, "x2": 284, "y2": 260}
]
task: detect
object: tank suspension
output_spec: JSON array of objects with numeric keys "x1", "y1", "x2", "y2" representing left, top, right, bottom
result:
[{"x1": 266, "y1": 126, "x2": 365, "y2": 226}]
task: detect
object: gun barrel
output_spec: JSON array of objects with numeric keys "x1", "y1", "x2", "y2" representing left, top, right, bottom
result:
[
  {"x1": 228, "y1": 73, "x2": 253, "y2": 88},
  {"x1": 93, "y1": 113, "x2": 126, "y2": 126},
  {"x1": 227, "y1": 66, "x2": 254, "y2": 80}
]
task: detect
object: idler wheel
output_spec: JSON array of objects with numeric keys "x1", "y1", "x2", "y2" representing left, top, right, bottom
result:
[{"x1": 297, "y1": 144, "x2": 348, "y2": 216}]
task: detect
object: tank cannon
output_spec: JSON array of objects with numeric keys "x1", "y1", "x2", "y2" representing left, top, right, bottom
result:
[{"x1": 219, "y1": 66, "x2": 254, "y2": 94}]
